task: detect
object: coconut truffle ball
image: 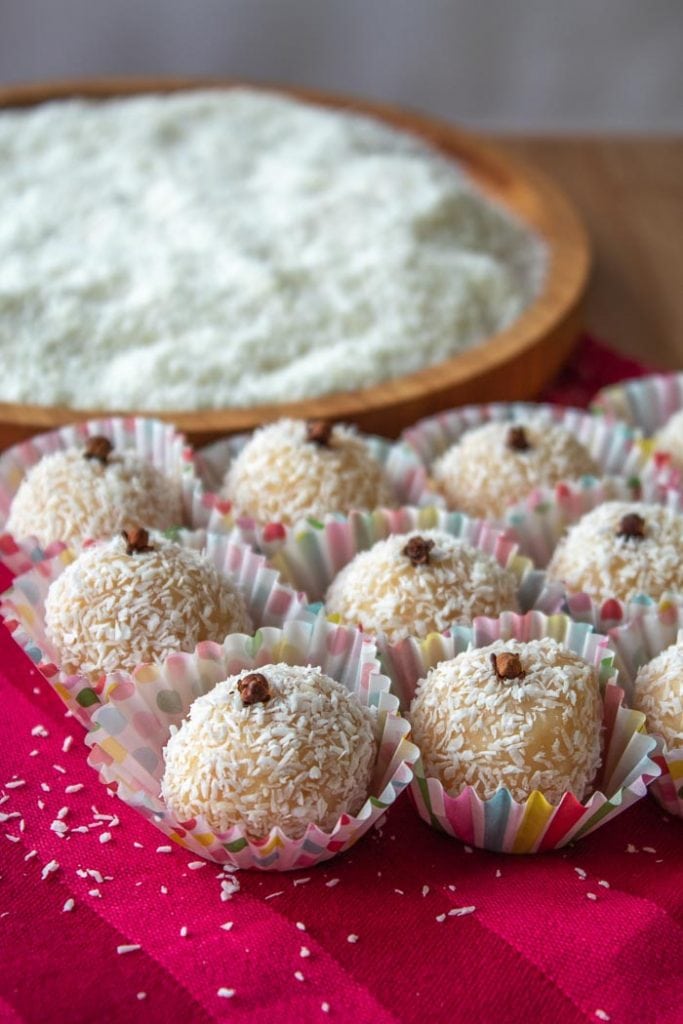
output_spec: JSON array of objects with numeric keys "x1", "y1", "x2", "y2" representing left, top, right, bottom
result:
[
  {"x1": 409, "y1": 637, "x2": 603, "y2": 803},
  {"x1": 654, "y1": 409, "x2": 683, "y2": 471},
  {"x1": 45, "y1": 528, "x2": 252, "y2": 681},
  {"x1": 325, "y1": 530, "x2": 520, "y2": 642},
  {"x1": 223, "y1": 418, "x2": 392, "y2": 524},
  {"x1": 632, "y1": 643, "x2": 683, "y2": 751},
  {"x1": 6, "y1": 436, "x2": 183, "y2": 547},
  {"x1": 547, "y1": 501, "x2": 683, "y2": 603},
  {"x1": 433, "y1": 421, "x2": 599, "y2": 518},
  {"x1": 161, "y1": 663, "x2": 378, "y2": 838}
]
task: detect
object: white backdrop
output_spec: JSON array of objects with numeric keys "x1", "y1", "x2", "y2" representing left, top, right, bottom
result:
[{"x1": 1, "y1": 0, "x2": 682, "y2": 131}]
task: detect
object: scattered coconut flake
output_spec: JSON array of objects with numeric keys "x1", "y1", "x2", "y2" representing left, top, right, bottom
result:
[
  {"x1": 31, "y1": 725, "x2": 49, "y2": 737},
  {"x1": 0, "y1": 812, "x2": 19, "y2": 823},
  {"x1": 37, "y1": 800, "x2": 45, "y2": 810},
  {"x1": 626, "y1": 844, "x2": 638, "y2": 853},
  {"x1": 57, "y1": 807, "x2": 69, "y2": 820},
  {"x1": 598, "y1": 880, "x2": 610, "y2": 889},
  {"x1": 435, "y1": 914, "x2": 446, "y2": 923},
  {"x1": 217, "y1": 988, "x2": 235, "y2": 999},
  {"x1": 160, "y1": 886, "x2": 168, "y2": 895},
  {"x1": 321, "y1": 1003, "x2": 330, "y2": 1014},
  {"x1": 296, "y1": 922, "x2": 306, "y2": 931},
  {"x1": 495, "y1": 869, "x2": 502, "y2": 878},
  {"x1": 395, "y1": 889, "x2": 404, "y2": 895},
  {"x1": 5, "y1": 779, "x2": 26, "y2": 789},
  {"x1": 40, "y1": 783, "x2": 51, "y2": 793},
  {"x1": 187, "y1": 861, "x2": 206, "y2": 870},
  {"x1": 574, "y1": 867, "x2": 587, "y2": 879},
  {"x1": 586, "y1": 893, "x2": 598, "y2": 901},
  {"x1": 99, "y1": 832, "x2": 112, "y2": 844},
  {"x1": 156, "y1": 845, "x2": 172, "y2": 854},
  {"x1": 29, "y1": 750, "x2": 39, "y2": 757},
  {"x1": 300, "y1": 947, "x2": 311, "y2": 958},
  {"x1": 347, "y1": 934, "x2": 359, "y2": 944},
  {"x1": 62, "y1": 736, "x2": 74, "y2": 753},
  {"x1": 643, "y1": 846, "x2": 656, "y2": 854},
  {"x1": 464, "y1": 846, "x2": 473, "y2": 854},
  {"x1": 422, "y1": 886, "x2": 430, "y2": 897},
  {"x1": 179, "y1": 926, "x2": 188, "y2": 938},
  {"x1": 294, "y1": 971, "x2": 305, "y2": 982},
  {"x1": 50, "y1": 820, "x2": 68, "y2": 835},
  {"x1": 293, "y1": 877, "x2": 311, "y2": 887},
  {"x1": 137, "y1": 993, "x2": 147, "y2": 1001},
  {"x1": 265, "y1": 891, "x2": 284, "y2": 900},
  {"x1": 89, "y1": 889, "x2": 102, "y2": 898},
  {"x1": 117, "y1": 944, "x2": 140, "y2": 955},
  {"x1": 63, "y1": 898, "x2": 75, "y2": 912},
  {"x1": 5, "y1": 834, "x2": 20, "y2": 843},
  {"x1": 449, "y1": 906, "x2": 476, "y2": 917},
  {"x1": 595, "y1": 1012, "x2": 610, "y2": 1021},
  {"x1": 326, "y1": 878, "x2": 340, "y2": 888},
  {"x1": 52, "y1": 764, "x2": 67, "y2": 774},
  {"x1": 133, "y1": 842, "x2": 144, "y2": 849},
  {"x1": 220, "y1": 922, "x2": 234, "y2": 931},
  {"x1": 41, "y1": 860, "x2": 59, "y2": 880},
  {"x1": 24, "y1": 849, "x2": 37, "y2": 862}
]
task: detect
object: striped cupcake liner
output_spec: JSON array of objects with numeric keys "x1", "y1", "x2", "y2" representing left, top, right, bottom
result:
[
  {"x1": 0, "y1": 416, "x2": 200, "y2": 577},
  {"x1": 0, "y1": 530, "x2": 313, "y2": 728},
  {"x1": 85, "y1": 617, "x2": 419, "y2": 870},
  {"x1": 264, "y1": 507, "x2": 565, "y2": 687},
  {"x1": 608, "y1": 606, "x2": 683, "y2": 818},
  {"x1": 191, "y1": 430, "x2": 440, "y2": 551},
  {"x1": 592, "y1": 372, "x2": 683, "y2": 435},
  {"x1": 504, "y1": 475, "x2": 683, "y2": 569},
  {"x1": 400, "y1": 401, "x2": 652, "y2": 513},
  {"x1": 406, "y1": 611, "x2": 659, "y2": 853}
]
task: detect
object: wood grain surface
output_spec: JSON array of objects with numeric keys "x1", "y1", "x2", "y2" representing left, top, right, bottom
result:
[{"x1": 496, "y1": 136, "x2": 683, "y2": 369}]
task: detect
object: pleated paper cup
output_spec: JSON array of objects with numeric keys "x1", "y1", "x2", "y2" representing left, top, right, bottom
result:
[
  {"x1": 0, "y1": 530, "x2": 313, "y2": 728},
  {"x1": 406, "y1": 611, "x2": 659, "y2": 853},
  {"x1": 592, "y1": 373, "x2": 683, "y2": 492},
  {"x1": 85, "y1": 617, "x2": 419, "y2": 870},
  {"x1": 608, "y1": 606, "x2": 683, "y2": 817},
  {"x1": 191, "y1": 430, "x2": 439, "y2": 551},
  {"x1": 503, "y1": 475, "x2": 683, "y2": 569},
  {"x1": 265, "y1": 506, "x2": 564, "y2": 653},
  {"x1": 400, "y1": 401, "x2": 651, "y2": 516},
  {"x1": 0, "y1": 416, "x2": 199, "y2": 576}
]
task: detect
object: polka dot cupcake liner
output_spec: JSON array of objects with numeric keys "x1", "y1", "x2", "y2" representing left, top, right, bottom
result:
[
  {"x1": 400, "y1": 401, "x2": 654, "y2": 517},
  {"x1": 190, "y1": 430, "x2": 440, "y2": 551},
  {"x1": 406, "y1": 611, "x2": 659, "y2": 853},
  {"x1": 0, "y1": 530, "x2": 314, "y2": 728},
  {"x1": 607, "y1": 604, "x2": 683, "y2": 818},
  {"x1": 85, "y1": 616, "x2": 419, "y2": 870},
  {"x1": 0, "y1": 416, "x2": 199, "y2": 577}
]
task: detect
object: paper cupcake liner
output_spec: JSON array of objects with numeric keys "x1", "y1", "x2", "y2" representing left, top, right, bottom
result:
[
  {"x1": 406, "y1": 611, "x2": 659, "y2": 852},
  {"x1": 85, "y1": 617, "x2": 419, "y2": 870},
  {"x1": 400, "y1": 402, "x2": 650, "y2": 512},
  {"x1": 266, "y1": 505, "x2": 564, "y2": 639},
  {"x1": 503, "y1": 475, "x2": 683, "y2": 569},
  {"x1": 191, "y1": 430, "x2": 440, "y2": 550},
  {"x1": 0, "y1": 416, "x2": 199, "y2": 576},
  {"x1": 0, "y1": 530, "x2": 313, "y2": 728},
  {"x1": 592, "y1": 373, "x2": 683, "y2": 492},
  {"x1": 608, "y1": 607, "x2": 683, "y2": 817}
]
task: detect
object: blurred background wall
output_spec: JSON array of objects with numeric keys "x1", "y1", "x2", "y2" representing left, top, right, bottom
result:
[{"x1": 1, "y1": 0, "x2": 682, "y2": 131}]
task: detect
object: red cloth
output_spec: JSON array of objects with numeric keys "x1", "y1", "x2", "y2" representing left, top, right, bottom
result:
[{"x1": 1, "y1": 337, "x2": 680, "y2": 1024}]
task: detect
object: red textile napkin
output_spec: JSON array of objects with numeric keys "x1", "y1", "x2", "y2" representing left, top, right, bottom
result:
[{"x1": 1, "y1": 337, "x2": 681, "y2": 1024}]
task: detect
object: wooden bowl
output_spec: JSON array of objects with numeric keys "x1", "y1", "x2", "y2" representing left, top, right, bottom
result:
[{"x1": 0, "y1": 78, "x2": 590, "y2": 447}]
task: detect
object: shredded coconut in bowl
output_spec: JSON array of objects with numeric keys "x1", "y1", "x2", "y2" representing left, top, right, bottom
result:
[{"x1": 0, "y1": 89, "x2": 545, "y2": 411}]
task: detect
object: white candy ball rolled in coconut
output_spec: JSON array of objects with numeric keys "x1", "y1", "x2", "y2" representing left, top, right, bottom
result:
[
  {"x1": 632, "y1": 643, "x2": 683, "y2": 751},
  {"x1": 547, "y1": 501, "x2": 683, "y2": 603},
  {"x1": 654, "y1": 409, "x2": 683, "y2": 471},
  {"x1": 45, "y1": 528, "x2": 252, "y2": 681},
  {"x1": 223, "y1": 417, "x2": 392, "y2": 524},
  {"x1": 409, "y1": 637, "x2": 603, "y2": 804},
  {"x1": 325, "y1": 530, "x2": 519, "y2": 642},
  {"x1": 433, "y1": 421, "x2": 599, "y2": 519},
  {"x1": 161, "y1": 663, "x2": 378, "y2": 839},
  {"x1": 6, "y1": 435, "x2": 184, "y2": 547}
]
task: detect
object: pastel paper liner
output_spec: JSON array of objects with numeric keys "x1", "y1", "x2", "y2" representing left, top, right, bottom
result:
[
  {"x1": 85, "y1": 617, "x2": 419, "y2": 870},
  {"x1": 592, "y1": 373, "x2": 683, "y2": 492},
  {"x1": 0, "y1": 416, "x2": 199, "y2": 576},
  {"x1": 406, "y1": 611, "x2": 660, "y2": 853},
  {"x1": 400, "y1": 401, "x2": 651, "y2": 513},
  {"x1": 0, "y1": 530, "x2": 314, "y2": 728},
  {"x1": 504, "y1": 474, "x2": 683, "y2": 569},
  {"x1": 191, "y1": 431, "x2": 440, "y2": 551},
  {"x1": 608, "y1": 607, "x2": 683, "y2": 817},
  {"x1": 265, "y1": 505, "x2": 564, "y2": 655}
]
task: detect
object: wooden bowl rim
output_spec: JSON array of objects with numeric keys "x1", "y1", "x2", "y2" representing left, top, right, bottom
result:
[{"x1": 0, "y1": 76, "x2": 591, "y2": 435}]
